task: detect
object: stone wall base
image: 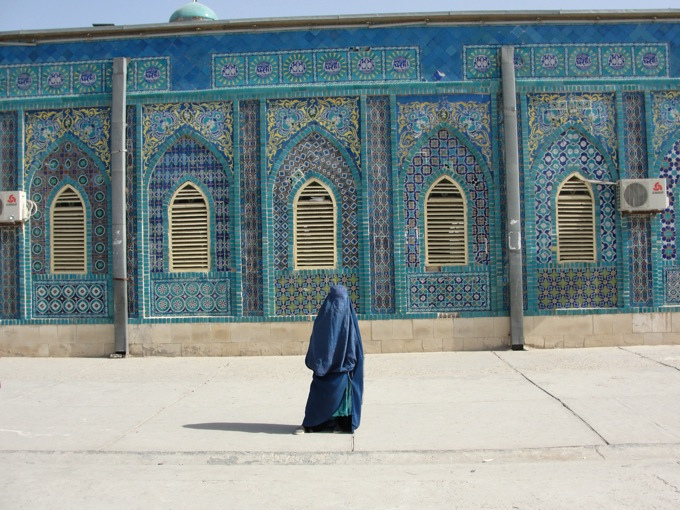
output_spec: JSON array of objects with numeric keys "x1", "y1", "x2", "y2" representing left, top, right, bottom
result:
[{"x1": 2, "y1": 312, "x2": 680, "y2": 357}]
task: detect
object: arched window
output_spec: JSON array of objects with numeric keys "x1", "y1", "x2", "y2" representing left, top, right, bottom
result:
[
  {"x1": 51, "y1": 185, "x2": 86, "y2": 274},
  {"x1": 556, "y1": 174, "x2": 596, "y2": 262},
  {"x1": 425, "y1": 177, "x2": 467, "y2": 266},
  {"x1": 169, "y1": 182, "x2": 210, "y2": 271},
  {"x1": 294, "y1": 179, "x2": 336, "y2": 269}
]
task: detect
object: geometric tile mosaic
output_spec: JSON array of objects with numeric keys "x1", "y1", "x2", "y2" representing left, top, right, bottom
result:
[
  {"x1": 33, "y1": 279, "x2": 109, "y2": 318},
  {"x1": 623, "y1": 92, "x2": 648, "y2": 180},
  {"x1": 125, "y1": 107, "x2": 139, "y2": 318},
  {"x1": 150, "y1": 276, "x2": 230, "y2": 317},
  {"x1": 407, "y1": 273, "x2": 490, "y2": 311},
  {"x1": 628, "y1": 216, "x2": 653, "y2": 307},
  {"x1": 664, "y1": 267, "x2": 680, "y2": 305},
  {"x1": 239, "y1": 100, "x2": 264, "y2": 316},
  {"x1": 367, "y1": 96, "x2": 395, "y2": 314},
  {"x1": 274, "y1": 271, "x2": 360, "y2": 316},
  {"x1": 623, "y1": 93, "x2": 653, "y2": 307},
  {"x1": 537, "y1": 267, "x2": 617, "y2": 309},
  {"x1": 464, "y1": 44, "x2": 668, "y2": 80},
  {"x1": 1, "y1": 112, "x2": 19, "y2": 319},
  {"x1": 0, "y1": 228, "x2": 19, "y2": 319},
  {"x1": 0, "y1": 111, "x2": 17, "y2": 189},
  {"x1": 659, "y1": 138, "x2": 680, "y2": 262}
]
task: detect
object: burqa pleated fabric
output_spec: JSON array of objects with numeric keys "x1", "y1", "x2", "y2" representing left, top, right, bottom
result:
[{"x1": 301, "y1": 285, "x2": 364, "y2": 432}]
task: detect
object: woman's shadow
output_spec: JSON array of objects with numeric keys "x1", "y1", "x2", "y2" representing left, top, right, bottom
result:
[{"x1": 183, "y1": 423, "x2": 297, "y2": 434}]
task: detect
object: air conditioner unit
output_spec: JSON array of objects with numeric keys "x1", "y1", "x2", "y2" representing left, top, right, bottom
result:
[
  {"x1": 0, "y1": 191, "x2": 29, "y2": 223},
  {"x1": 618, "y1": 178, "x2": 669, "y2": 213}
]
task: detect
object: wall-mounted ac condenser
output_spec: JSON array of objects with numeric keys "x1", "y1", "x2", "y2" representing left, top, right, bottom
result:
[
  {"x1": 618, "y1": 178, "x2": 669, "y2": 213},
  {"x1": 0, "y1": 191, "x2": 29, "y2": 223}
]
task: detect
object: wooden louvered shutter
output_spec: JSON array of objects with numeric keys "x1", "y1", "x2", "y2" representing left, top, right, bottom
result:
[
  {"x1": 557, "y1": 175, "x2": 596, "y2": 262},
  {"x1": 294, "y1": 180, "x2": 336, "y2": 269},
  {"x1": 425, "y1": 177, "x2": 467, "y2": 266},
  {"x1": 169, "y1": 183, "x2": 210, "y2": 271},
  {"x1": 51, "y1": 186, "x2": 86, "y2": 274}
]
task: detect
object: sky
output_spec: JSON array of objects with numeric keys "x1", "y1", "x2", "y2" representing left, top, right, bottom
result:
[{"x1": 0, "y1": 0, "x2": 677, "y2": 32}]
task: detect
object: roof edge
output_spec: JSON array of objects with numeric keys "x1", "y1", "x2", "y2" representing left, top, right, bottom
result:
[{"x1": 2, "y1": 9, "x2": 680, "y2": 44}]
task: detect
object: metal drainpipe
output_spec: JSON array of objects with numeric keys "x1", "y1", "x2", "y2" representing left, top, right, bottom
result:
[
  {"x1": 500, "y1": 46, "x2": 525, "y2": 350},
  {"x1": 112, "y1": 57, "x2": 129, "y2": 355}
]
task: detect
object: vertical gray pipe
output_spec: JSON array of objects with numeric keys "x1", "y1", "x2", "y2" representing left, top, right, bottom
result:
[
  {"x1": 112, "y1": 58, "x2": 129, "y2": 355},
  {"x1": 500, "y1": 46, "x2": 525, "y2": 350}
]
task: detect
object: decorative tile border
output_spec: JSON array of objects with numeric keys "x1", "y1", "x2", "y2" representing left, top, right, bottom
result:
[
  {"x1": 407, "y1": 273, "x2": 490, "y2": 312},
  {"x1": 33, "y1": 278, "x2": 109, "y2": 318},
  {"x1": 212, "y1": 47, "x2": 420, "y2": 89},
  {"x1": 127, "y1": 58, "x2": 171, "y2": 93},
  {"x1": 0, "y1": 58, "x2": 169, "y2": 99},
  {"x1": 150, "y1": 275, "x2": 230, "y2": 317},
  {"x1": 464, "y1": 44, "x2": 669, "y2": 80}
]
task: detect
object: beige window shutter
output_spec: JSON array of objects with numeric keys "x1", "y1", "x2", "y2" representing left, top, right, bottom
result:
[
  {"x1": 556, "y1": 174, "x2": 596, "y2": 262},
  {"x1": 51, "y1": 185, "x2": 87, "y2": 274},
  {"x1": 169, "y1": 182, "x2": 210, "y2": 272},
  {"x1": 425, "y1": 177, "x2": 467, "y2": 266},
  {"x1": 294, "y1": 180, "x2": 336, "y2": 269}
]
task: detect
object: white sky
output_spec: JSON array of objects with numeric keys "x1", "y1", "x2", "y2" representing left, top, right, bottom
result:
[{"x1": 1, "y1": 0, "x2": 677, "y2": 32}]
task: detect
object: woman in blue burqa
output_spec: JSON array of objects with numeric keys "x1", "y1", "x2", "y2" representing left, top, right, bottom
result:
[{"x1": 295, "y1": 285, "x2": 364, "y2": 434}]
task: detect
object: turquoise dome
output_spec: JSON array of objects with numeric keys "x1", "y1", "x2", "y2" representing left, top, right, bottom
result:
[{"x1": 169, "y1": 2, "x2": 218, "y2": 23}]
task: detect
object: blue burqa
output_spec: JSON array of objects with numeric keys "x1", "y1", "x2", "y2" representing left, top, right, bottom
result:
[{"x1": 302, "y1": 285, "x2": 364, "y2": 432}]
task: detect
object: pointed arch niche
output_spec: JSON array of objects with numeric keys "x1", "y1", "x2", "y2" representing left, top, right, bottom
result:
[
  {"x1": 28, "y1": 136, "x2": 109, "y2": 276},
  {"x1": 402, "y1": 127, "x2": 491, "y2": 313},
  {"x1": 532, "y1": 128, "x2": 618, "y2": 311},
  {"x1": 145, "y1": 135, "x2": 232, "y2": 318},
  {"x1": 270, "y1": 129, "x2": 361, "y2": 316}
]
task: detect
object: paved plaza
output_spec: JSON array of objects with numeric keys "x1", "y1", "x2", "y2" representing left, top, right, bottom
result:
[{"x1": 1, "y1": 345, "x2": 679, "y2": 509}]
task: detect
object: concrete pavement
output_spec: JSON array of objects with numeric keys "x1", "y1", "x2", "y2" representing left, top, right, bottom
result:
[{"x1": 1, "y1": 346, "x2": 680, "y2": 509}]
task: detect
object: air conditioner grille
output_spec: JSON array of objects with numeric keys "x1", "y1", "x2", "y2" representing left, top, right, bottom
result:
[{"x1": 623, "y1": 182, "x2": 648, "y2": 208}]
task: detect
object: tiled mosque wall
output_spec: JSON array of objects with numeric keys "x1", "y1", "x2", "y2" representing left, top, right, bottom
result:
[{"x1": 1, "y1": 18, "x2": 680, "y2": 355}]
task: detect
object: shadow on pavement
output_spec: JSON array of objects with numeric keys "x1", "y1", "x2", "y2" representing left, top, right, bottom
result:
[{"x1": 183, "y1": 422, "x2": 297, "y2": 434}]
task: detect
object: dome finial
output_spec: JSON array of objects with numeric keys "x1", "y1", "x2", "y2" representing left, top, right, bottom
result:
[{"x1": 169, "y1": 1, "x2": 218, "y2": 23}]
